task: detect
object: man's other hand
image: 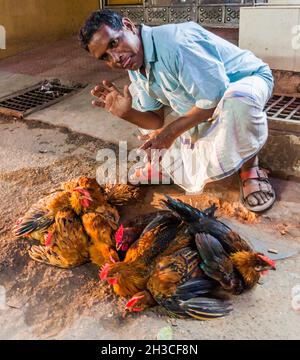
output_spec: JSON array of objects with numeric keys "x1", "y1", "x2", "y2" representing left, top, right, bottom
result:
[
  {"x1": 91, "y1": 80, "x2": 132, "y2": 118},
  {"x1": 139, "y1": 127, "x2": 175, "y2": 160}
]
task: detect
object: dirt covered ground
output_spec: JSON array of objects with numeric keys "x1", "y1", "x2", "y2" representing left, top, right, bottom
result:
[{"x1": 0, "y1": 115, "x2": 300, "y2": 340}]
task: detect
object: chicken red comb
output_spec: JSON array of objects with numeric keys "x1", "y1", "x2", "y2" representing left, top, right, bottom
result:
[
  {"x1": 16, "y1": 218, "x2": 23, "y2": 226},
  {"x1": 12, "y1": 218, "x2": 23, "y2": 235},
  {"x1": 73, "y1": 187, "x2": 87, "y2": 194},
  {"x1": 108, "y1": 278, "x2": 118, "y2": 285},
  {"x1": 74, "y1": 187, "x2": 93, "y2": 208},
  {"x1": 258, "y1": 254, "x2": 276, "y2": 269},
  {"x1": 125, "y1": 294, "x2": 145, "y2": 310},
  {"x1": 131, "y1": 307, "x2": 143, "y2": 312},
  {"x1": 74, "y1": 188, "x2": 92, "y2": 199},
  {"x1": 45, "y1": 232, "x2": 53, "y2": 247},
  {"x1": 115, "y1": 224, "x2": 124, "y2": 245},
  {"x1": 99, "y1": 263, "x2": 110, "y2": 281}
]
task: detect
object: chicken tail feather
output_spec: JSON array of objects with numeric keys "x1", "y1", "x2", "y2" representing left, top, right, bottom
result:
[
  {"x1": 13, "y1": 214, "x2": 54, "y2": 237},
  {"x1": 140, "y1": 211, "x2": 179, "y2": 236},
  {"x1": 195, "y1": 233, "x2": 229, "y2": 277},
  {"x1": 160, "y1": 195, "x2": 204, "y2": 222},
  {"x1": 175, "y1": 277, "x2": 218, "y2": 300},
  {"x1": 179, "y1": 297, "x2": 232, "y2": 320}
]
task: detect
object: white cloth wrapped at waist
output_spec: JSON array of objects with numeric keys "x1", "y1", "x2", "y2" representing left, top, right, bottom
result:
[{"x1": 139, "y1": 75, "x2": 272, "y2": 193}]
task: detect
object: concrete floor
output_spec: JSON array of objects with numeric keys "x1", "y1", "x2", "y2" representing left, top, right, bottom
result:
[{"x1": 0, "y1": 34, "x2": 300, "y2": 340}]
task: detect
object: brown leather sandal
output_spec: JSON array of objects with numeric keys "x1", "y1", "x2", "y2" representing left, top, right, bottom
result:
[{"x1": 239, "y1": 166, "x2": 276, "y2": 212}]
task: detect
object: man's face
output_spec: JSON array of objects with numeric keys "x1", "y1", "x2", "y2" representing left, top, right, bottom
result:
[{"x1": 88, "y1": 19, "x2": 144, "y2": 71}]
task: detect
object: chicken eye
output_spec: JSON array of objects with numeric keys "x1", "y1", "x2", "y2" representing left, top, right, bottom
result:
[
  {"x1": 100, "y1": 53, "x2": 109, "y2": 61},
  {"x1": 110, "y1": 39, "x2": 118, "y2": 48}
]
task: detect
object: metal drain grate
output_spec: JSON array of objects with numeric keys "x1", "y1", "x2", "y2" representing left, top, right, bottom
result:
[
  {"x1": 265, "y1": 95, "x2": 300, "y2": 122},
  {"x1": 0, "y1": 80, "x2": 86, "y2": 118}
]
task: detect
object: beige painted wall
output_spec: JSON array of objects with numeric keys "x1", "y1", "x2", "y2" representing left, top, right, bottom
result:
[
  {"x1": 0, "y1": 0, "x2": 99, "y2": 59},
  {"x1": 239, "y1": 6, "x2": 300, "y2": 71}
]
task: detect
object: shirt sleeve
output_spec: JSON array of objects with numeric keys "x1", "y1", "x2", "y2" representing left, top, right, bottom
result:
[
  {"x1": 129, "y1": 82, "x2": 164, "y2": 112},
  {"x1": 177, "y1": 37, "x2": 230, "y2": 109}
]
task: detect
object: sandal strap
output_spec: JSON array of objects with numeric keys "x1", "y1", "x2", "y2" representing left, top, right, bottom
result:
[
  {"x1": 239, "y1": 166, "x2": 274, "y2": 199},
  {"x1": 239, "y1": 167, "x2": 269, "y2": 182},
  {"x1": 242, "y1": 180, "x2": 273, "y2": 199}
]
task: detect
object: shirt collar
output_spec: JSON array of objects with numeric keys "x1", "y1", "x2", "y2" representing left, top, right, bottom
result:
[{"x1": 140, "y1": 24, "x2": 157, "y2": 66}]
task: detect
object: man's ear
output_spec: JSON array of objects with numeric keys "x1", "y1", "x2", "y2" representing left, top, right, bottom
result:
[{"x1": 122, "y1": 18, "x2": 137, "y2": 34}]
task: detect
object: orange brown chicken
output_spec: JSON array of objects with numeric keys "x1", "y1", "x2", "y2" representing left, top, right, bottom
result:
[
  {"x1": 115, "y1": 210, "x2": 170, "y2": 259},
  {"x1": 100, "y1": 212, "x2": 181, "y2": 297},
  {"x1": 107, "y1": 195, "x2": 276, "y2": 320},
  {"x1": 125, "y1": 247, "x2": 232, "y2": 319},
  {"x1": 161, "y1": 195, "x2": 276, "y2": 294},
  {"x1": 13, "y1": 176, "x2": 139, "y2": 268},
  {"x1": 28, "y1": 209, "x2": 90, "y2": 268}
]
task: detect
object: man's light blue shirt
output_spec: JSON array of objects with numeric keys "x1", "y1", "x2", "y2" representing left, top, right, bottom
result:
[{"x1": 128, "y1": 22, "x2": 273, "y2": 116}]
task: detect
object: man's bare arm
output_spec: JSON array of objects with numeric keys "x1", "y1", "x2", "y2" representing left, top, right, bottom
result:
[
  {"x1": 166, "y1": 106, "x2": 216, "y2": 139},
  {"x1": 91, "y1": 80, "x2": 164, "y2": 130},
  {"x1": 140, "y1": 105, "x2": 216, "y2": 156},
  {"x1": 122, "y1": 107, "x2": 164, "y2": 130}
]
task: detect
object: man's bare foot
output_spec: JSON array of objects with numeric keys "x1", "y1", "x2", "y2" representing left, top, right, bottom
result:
[{"x1": 239, "y1": 156, "x2": 276, "y2": 212}]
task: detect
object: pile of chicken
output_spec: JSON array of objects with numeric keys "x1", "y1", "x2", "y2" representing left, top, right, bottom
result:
[
  {"x1": 13, "y1": 177, "x2": 139, "y2": 268},
  {"x1": 13, "y1": 183, "x2": 276, "y2": 321},
  {"x1": 100, "y1": 195, "x2": 276, "y2": 320}
]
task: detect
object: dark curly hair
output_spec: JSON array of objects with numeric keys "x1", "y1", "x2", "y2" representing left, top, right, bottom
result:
[{"x1": 79, "y1": 10, "x2": 123, "y2": 51}]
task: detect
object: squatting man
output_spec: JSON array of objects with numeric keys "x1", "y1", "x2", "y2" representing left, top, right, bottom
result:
[{"x1": 79, "y1": 9, "x2": 276, "y2": 213}]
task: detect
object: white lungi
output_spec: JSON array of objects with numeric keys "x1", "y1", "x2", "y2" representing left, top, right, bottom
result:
[{"x1": 144, "y1": 75, "x2": 272, "y2": 193}]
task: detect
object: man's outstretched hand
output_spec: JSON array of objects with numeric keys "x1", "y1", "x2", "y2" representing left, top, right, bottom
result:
[{"x1": 91, "y1": 80, "x2": 132, "y2": 118}]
